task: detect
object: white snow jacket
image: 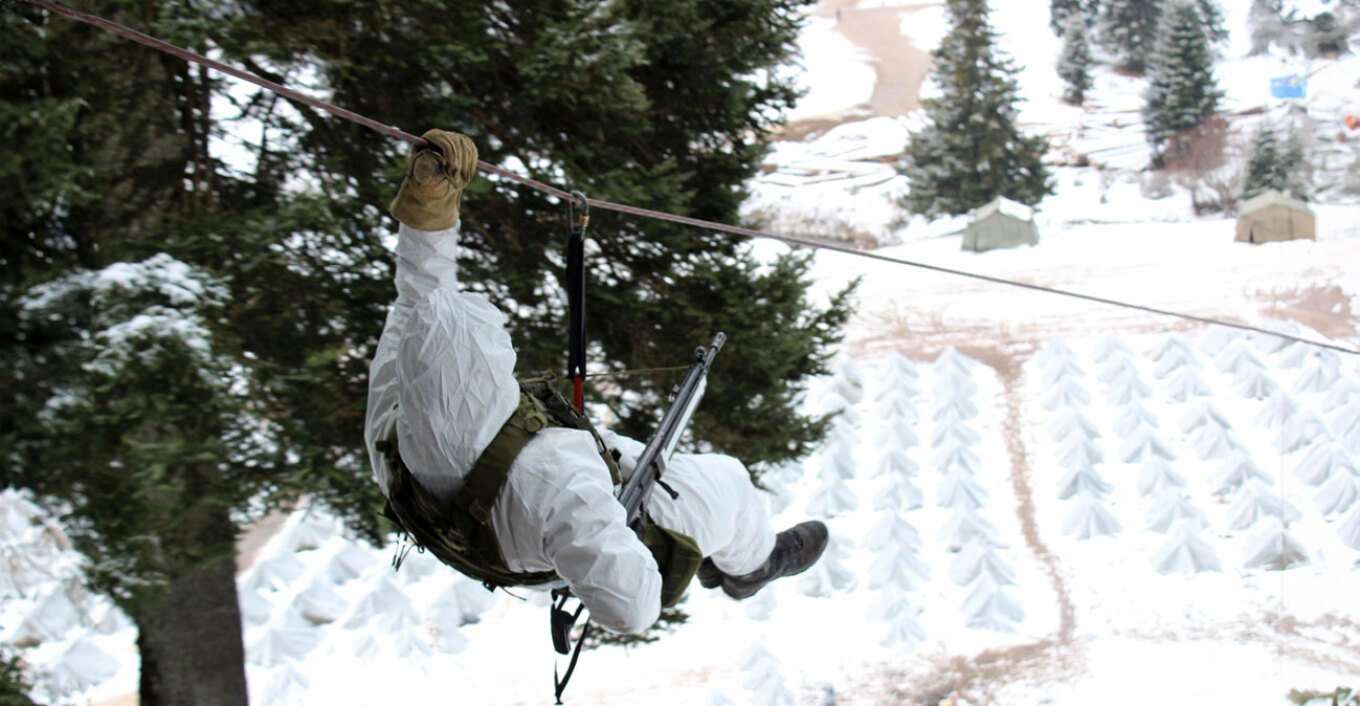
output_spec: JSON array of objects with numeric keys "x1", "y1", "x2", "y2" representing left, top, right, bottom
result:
[{"x1": 365, "y1": 223, "x2": 662, "y2": 634}]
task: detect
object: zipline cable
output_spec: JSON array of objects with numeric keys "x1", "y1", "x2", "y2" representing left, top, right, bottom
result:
[{"x1": 14, "y1": 0, "x2": 1360, "y2": 357}]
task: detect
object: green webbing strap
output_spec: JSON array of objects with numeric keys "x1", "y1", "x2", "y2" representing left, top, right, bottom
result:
[{"x1": 453, "y1": 392, "x2": 551, "y2": 525}]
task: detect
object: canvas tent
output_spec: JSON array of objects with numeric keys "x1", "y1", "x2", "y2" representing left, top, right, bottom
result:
[
  {"x1": 1235, "y1": 190, "x2": 1316, "y2": 243},
  {"x1": 961, "y1": 197, "x2": 1040, "y2": 252}
]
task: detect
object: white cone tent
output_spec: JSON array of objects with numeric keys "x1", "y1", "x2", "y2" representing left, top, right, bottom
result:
[
  {"x1": 806, "y1": 474, "x2": 859, "y2": 517},
  {"x1": 281, "y1": 515, "x2": 335, "y2": 553},
  {"x1": 1163, "y1": 366, "x2": 1213, "y2": 402},
  {"x1": 325, "y1": 541, "x2": 378, "y2": 583},
  {"x1": 12, "y1": 583, "x2": 85, "y2": 644},
  {"x1": 821, "y1": 446, "x2": 858, "y2": 480},
  {"x1": 1119, "y1": 426, "x2": 1177, "y2": 464},
  {"x1": 878, "y1": 395, "x2": 920, "y2": 423},
  {"x1": 1315, "y1": 474, "x2": 1360, "y2": 516},
  {"x1": 1242, "y1": 521, "x2": 1309, "y2": 570},
  {"x1": 939, "y1": 507, "x2": 1000, "y2": 551},
  {"x1": 1339, "y1": 505, "x2": 1360, "y2": 549},
  {"x1": 1289, "y1": 446, "x2": 1354, "y2": 489},
  {"x1": 743, "y1": 589, "x2": 777, "y2": 622},
  {"x1": 1115, "y1": 403, "x2": 1159, "y2": 437},
  {"x1": 1235, "y1": 367, "x2": 1278, "y2": 399},
  {"x1": 0, "y1": 545, "x2": 51, "y2": 599},
  {"x1": 242, "y1": 552, "x2": 307, "y2": 593},
  {"x1": 1279, "y1": 341, "x2": 1316, "y2": 369},
  {"x1": 1138, "y1": 458, "x2": 1187, "y2": 497},
  {"x1": 1057, "y1": 435, "x2": 1104, "y2": 469},
  {"x1": 1056, "y1": 464, "x2": 1112, "y2": 500},
  {"x1": 933, "y1": 396, "x2": 980, "y2": 423},
  {"x1": 1147, "y1": 334, "x2": 1194, "y2": 364},
  {"x1": 1199, "y1": 326, "x2": 1241, "y2": 354},
  {"x1": 1178, "y1": 401, "x2": 1233, "y2": 434},
  {"x1": 880, "y1": 609, "x2": 928, "y2": 650},
  {"x1": 874, "y1": 474, "x2": 924, "y2": 511},
  {"x1": 867, "y1": 584, "x2": 911, "y2": 622},
  {"x1": 869, "y1": 545, "x2": 929, "y2": 591},
  {"x1": 1195, "y1": 425, "x2": 1245, "y2": 461},
  {"x1": 1252, "y1": 325, "x2": 1299, "y2": 354},
  {"x1": 393, "y1": 548, "x2": 442, "y2": 583},
  {"x1": 1041, "y1": 356, "x2": 1086, "y2": 386},
  {"x1": 1255, "y1": 391, "x2": 1299, "y2": 428},
  {"x1": 936, "y1": 468, "x2": 990, "y2": 510},
  {"x1": 961, "y1": 575, "x2": 1025, "y2": 632},
  {"x1": 239, "y1": 588, "x2": 274, "y2": 626},
  {"x1": 1043, "y1": 378, "x2": 1091, "y2": 411},
  {"x1": 933, "y1": 369, "x2": 979, "y2": 398},
  {"x1": 865, "y1": 511, "x2": 923, "y2": 552},
  {"x1": 1152, "y1": 345, "x2": 1200, "y2": 380},
  {"x1": 1210, "y1": 452, "x2": 1273, "y2": 495},
  {"x1": 881, "y1": 351, "x2": 921, "y2": 381},
  {"x1": 247, "y1": 626, "x2": 323, "y2": 667},
  {"x1": 1098, "y1": 355, "x2": 1140, "y2": 384},
  {"x1": 875, "y1": 418, "x2": 921, "y2": 449},
  {"x1": 1151, "y1": 524, "x2": 1222, "y2": 575},
  {"x1": 874, "y1": 448, "x2": 921, "y2": 478},
  {"x1": 931, "y1": 419, "x2": 982, "y2": 448},
  {"x1": 935, "y1": 346, "x2": 978, "y2": 375},
  {"x1": 948, "y1": 540, "x2": 1017, "y2": 586},
  {"x1": 742, "y1": 642, "x2": 797, "y2": 706},
  {"x1": 831, "y1": 360, "x2": 866, "y2": 404},
  {"x1": 1035, "y1": 340, "x2": 1076, "y2": 368},
  {"x1": 1061, "y1": 492, "x2": 1123, "y2": 539},
  {"x1": 1049, "y1": 408, "x2": 1101, "y2": 443},
  {"x1": 1105, "y1": 370, "x2": 1153, "y2": 405},
  {"x1": 797, "y1": 536, "x2": 857, "y2": 597},
  {"x1": 343, "y1": 577, "x2": 419, "y2": 631},
  {"x1": 1322, "y1": 379, "x2": 1360, "y2": 412},
  {"x1": 1215, "y1": 340, "x2": 1266, "y2": 376},
  {"x1": 1145, "y1": 493, "x2": 1209, "y2": 533},
  {"x1": 421, "y1": 585, "x2": 464, "y2": 653},
  {"x1": 933, "y1": 442, "x2": 982, "y2": 475},
  {"x1": 1226, "y1": 480, "x2": 1302, "y2": 530},
  {"x1": 1292, "y1": 357, "x2": 1340, "y2": 394},
  {"x1": 1332, "y1": 399, "x2": 1360, "y2": 438},
  {"x1": 1275, "y1": 412, "x2": 1329, "y2": 455},
  {"x1": 45, "y1": 637, "x2": 120, "y2": 698},
  {"x1": 826, "y1": 419, "x2": 859, "y2": 450},
  {"x1": 1093, "y1": 336, "x2": 1133, "y2": 364},
  {"x1": 293, "y1": 578, "x2": 347, "y2": 625}
]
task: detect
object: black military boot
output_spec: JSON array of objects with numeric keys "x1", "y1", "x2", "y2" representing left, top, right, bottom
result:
[{"x1": 699, "y1": 521, "x2": 829, "y2": 600}]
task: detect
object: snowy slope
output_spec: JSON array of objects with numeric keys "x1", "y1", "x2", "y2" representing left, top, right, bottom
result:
[{"x1": 4, "y1": 1, "x2": 1360, "y2": 705}]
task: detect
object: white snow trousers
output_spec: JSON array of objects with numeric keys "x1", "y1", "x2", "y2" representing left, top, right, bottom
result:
[{"x1": 365, "y1": 224, "x2": 775, "y2": 634}]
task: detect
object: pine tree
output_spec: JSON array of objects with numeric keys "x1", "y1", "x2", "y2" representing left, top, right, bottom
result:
[
  {"x1": 1249, "y1": 0, "x2": 1286, "y2": 55},
  {"x1": 1241, "y1": 124, "x2": 1310, "y2": 201},
  {"x1": 1142, "y1": 1, "x2": 1224, "y2": 166},
  {"x1": 1196, "y1": 0, "x2": 1229, "y2": 44},
  {"x1": 1, "y1": 0, "x2": 844, "y2": 701},
  {"x1": 1059, "y1": 17, "x2": 1095, "y2": 105},
  {"x1": 1097, "y1": 0, "x2": 1162, "y2": 74},
  {"x1": 1050, "y1": 0, "x2": 1087, "y2": 36},
  {"x1": 899, "y1": 0, "x2": 1053, "y2": 218}
]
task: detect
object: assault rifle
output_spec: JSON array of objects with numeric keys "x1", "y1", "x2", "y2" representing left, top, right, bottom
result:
[
  {"x1": 550, "y1": 332, "x2": 726, "y2": 703},
  {"x1": 617, "y1": 331, "x2": 726, "y2": 533}
]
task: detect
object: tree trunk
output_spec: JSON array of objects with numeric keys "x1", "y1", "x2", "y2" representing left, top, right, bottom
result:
[{"x1": 134, "y1": 556, "x2": 249, "y2": 706}]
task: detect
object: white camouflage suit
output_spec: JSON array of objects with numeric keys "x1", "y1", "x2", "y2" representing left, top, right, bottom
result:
[{"x1": 364, "y1": 222, "x2": 776, "y2": 634}]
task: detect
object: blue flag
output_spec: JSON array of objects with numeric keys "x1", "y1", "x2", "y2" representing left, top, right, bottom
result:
[{"x1": 1270, "y1": 75, "x2": 1307, "y2": 99}]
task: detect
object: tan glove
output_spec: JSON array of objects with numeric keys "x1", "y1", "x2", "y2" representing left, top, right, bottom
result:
[{"x1": 389, "y1": 129, "x2": 479, "y2": 231}]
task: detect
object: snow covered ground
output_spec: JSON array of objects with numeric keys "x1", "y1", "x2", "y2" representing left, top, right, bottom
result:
[{"x1": 4, "y1": 0, "x2": 1360, "y2": 705}]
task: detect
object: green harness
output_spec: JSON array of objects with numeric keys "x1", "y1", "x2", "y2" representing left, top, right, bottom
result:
[{"x1": 379, "y1": 381, "x2": 700, "y2": 607}]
